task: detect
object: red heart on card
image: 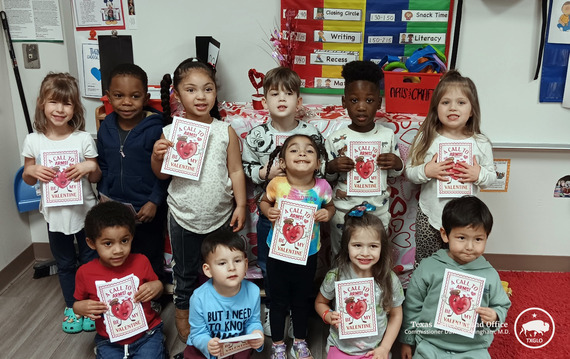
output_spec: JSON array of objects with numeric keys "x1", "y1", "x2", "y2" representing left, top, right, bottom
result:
[
  {"x1": 345, "y1": 297, "x2": 367, "y2": 319},
  {"x1": 248, "y1": 69, "x2": 265, "y2": 90},
  {"x1": 110, "y1": 298, "x2": 133, "y2": 320},
  {"x1": 52, "y1": 168, "x2": 70, "y2": 189},
  {"x1": 175, "y1": 136, "x2": 198, "y2": 159},
  {"x1": 282, "y1": 218, "x2": 304, "y2": 244},
  {"x1": 355, "y1": 157, "x2": 375, "y2": 179}
]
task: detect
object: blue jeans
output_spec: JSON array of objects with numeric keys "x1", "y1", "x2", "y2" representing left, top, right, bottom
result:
[
  {"x1": 169, "y1": 214, "x2": 226, "y2": 310},
  {"x1": 48, "y1": 227, "x2": 97, "y2": 308},
  {"x1": 256, "y1": 212, "x2": 271, "y2": 306},
  {"x1": 95, "y1": 323, "x2": 166, "y2": 358}
]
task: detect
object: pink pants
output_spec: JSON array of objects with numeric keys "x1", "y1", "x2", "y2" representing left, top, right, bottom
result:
[{"x1": 183, "y1": 345, "x2": 252, "y2": 359}]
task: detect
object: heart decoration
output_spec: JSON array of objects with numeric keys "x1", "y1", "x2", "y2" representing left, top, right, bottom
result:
[
  {"x1": 175, "y1": 136, "x2": 198, "y2": 160},
  {"x1": 91, "y1": 67, "x2": 101, "y2": 81},
  {"x1": 52, "y1": 167, "x2": 70, "y2": 189},
  {"x1": 282, "y1": 218, "x2": 304, "y2": 244},
  {"x1": 448, "y1": 290, "x2": 472, "y2": 315},
  {"x1": 248, "y1": 69, "x2": 265, "y2": 95},
  {"x1": 110, "y1": 298, "x2": 133, "y2": 321},
  {"x1": 345, "y1": 297, "x2": 367, "y2": 319},
  {"x1": 355, "y1": 157, "x2": 375, "y2": 179}
]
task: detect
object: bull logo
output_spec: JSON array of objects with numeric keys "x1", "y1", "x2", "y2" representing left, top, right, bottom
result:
[{"x1": 514, "y1": 307, "x2": 555, "y2": 349}]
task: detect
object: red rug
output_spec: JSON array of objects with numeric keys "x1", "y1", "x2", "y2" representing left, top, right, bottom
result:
[{"x1": 488, "y1": 271, "x2": 570, "y2": 359}]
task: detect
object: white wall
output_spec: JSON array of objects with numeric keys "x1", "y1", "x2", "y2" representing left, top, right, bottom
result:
[
  {"x1": 1, "y1": 0, "x2": 569, "y2": 272},
  {"x1": 0, "y1": 26, "x2": 34, "y2": 270}
]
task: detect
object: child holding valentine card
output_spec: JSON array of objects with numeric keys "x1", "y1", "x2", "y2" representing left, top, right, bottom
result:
[
  {"x1": 242, "y1": 66, "x2": 324, "y2": 336},
  {"x1": 399, "y1": 196, "x2": 511, "y2": 359},
  {"x1": 260, "y1": 134, "x2": 335, "y2": 359},
  {"x1": 22, "y1": 73, "x2": 101, "y2": 334},
  {"x1": 151, "y1": 58, "x2": 246, "y2": 342},
  {"x1": 74, "y1": 201, "x2": 166, "y2": 358},
  {"x1": 183, "y1": 229, "x2": 264, "y2": 359},
  {"x1": 97, "y1": 63, "x2": 169, "y2": 285},
  {"x1": 405, "y1": 70, "x2": 496, "y2": 265},
  {"x1": 315, "y1": 204, "x2": 404, "y2": 359},
  {"x1": 325, "y1": 61, "x2": 403, "y2": 260}
]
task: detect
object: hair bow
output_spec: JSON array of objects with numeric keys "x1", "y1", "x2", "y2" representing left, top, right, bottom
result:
[{"x1": 347, "y1": 202, "x2": 376, "y2": 217}]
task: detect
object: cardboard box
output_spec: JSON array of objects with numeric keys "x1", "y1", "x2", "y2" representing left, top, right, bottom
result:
[{"x1": 384, "y1": 72, "x2": 442, "y2": 115}]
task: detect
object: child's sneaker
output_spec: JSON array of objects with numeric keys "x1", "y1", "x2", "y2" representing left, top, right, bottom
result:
[
  {"x1": 82, "y1": 316, "x2": 95, "y2": 332},
  {"x1": 263, "y1": 307, "x2": 271, "y2": 336},
  {"x1": 270, "y1": 343, "x2": 287, "y2": 359},
  {"x1": 62, "y1": 307, "x2": 83, "y2": 333},
  {"x1": 290, "y1": 340, "x2": 313, "y2": 359}
]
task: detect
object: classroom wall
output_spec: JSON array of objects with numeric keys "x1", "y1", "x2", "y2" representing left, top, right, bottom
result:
[
  {"x1": 0, "y1": 34, "x2": 34, "y2": 271},
  {"x1": 1, "y1": 0, "x2": 569, "y2": 272}
]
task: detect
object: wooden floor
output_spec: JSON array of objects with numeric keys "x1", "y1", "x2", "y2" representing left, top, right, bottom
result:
[{"x1": 0, "y1": 264, "x2": 330, "y2": 359}]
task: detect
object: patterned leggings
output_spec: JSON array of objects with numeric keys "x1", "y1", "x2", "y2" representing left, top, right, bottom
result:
[{"x1": 414, "y1": 206, "x2": 445, "y2": 265}]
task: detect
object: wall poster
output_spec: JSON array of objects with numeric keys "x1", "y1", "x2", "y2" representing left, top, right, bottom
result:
[{"x1": 280, "y1": 0, "x2": 454, "y2": 94}]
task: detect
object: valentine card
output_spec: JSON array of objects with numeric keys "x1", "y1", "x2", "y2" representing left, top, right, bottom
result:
[
  {"x1": 218, "y1": 332, "x2": 262, "y2": 358},
  {"x1": 95, "y1": 274, "x2": 148, "y2": 343},
  {"x1": 335, "y1": 277, "x2": 377, "y2": 339},
  {"x1": 274, "y1": 134, "x2": 288, "y2": 147},
  {"x1": 437, "y1": 142, "x2": 473, "y2": 197},
  {"x1": 434, "y1": 269, "x2": 486, "y2": 338},
  {"x1": 268, "y1": 199, "x2": 317, "y2": 265},
  {"x1": 161, "y1": 116, "x2": 211, "y2": 181},
  {"x1": 346, "y1": 141, "x2": 382, "y2": 196},
  {"x1": 40, "y1": 150, "x2": 83, "y2": 207}
]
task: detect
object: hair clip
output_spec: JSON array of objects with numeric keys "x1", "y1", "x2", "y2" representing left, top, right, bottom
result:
[{"x1": 347, "y1": 202, "x2": 376, "y2": 217}]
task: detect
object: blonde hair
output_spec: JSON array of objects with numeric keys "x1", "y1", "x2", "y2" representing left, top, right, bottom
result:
[
  {"x1": 409, "y1": 70, "x2": 482, "y2": 166},
  {"x1": 34, "y1": 72, "x2": 85, "y2": 134}
]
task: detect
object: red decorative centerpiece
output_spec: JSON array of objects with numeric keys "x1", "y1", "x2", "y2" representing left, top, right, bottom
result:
[{"x1": 248, "y1": 68, "x2": 265, "y2": 110}]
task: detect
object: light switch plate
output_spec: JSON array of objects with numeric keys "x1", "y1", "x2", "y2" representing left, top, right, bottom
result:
[{"x1": 23, "y1": 44, "x2": 40, "y2": 69}]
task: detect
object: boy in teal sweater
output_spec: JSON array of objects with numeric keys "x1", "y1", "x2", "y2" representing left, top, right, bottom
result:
[{"x1": 399, "y1": 196, "x2": 511, "y2": 359}]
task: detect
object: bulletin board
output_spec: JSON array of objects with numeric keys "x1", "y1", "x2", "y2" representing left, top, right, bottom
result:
[{"x1": 281, "y1": 0, "x2": 454, "y2": 93}]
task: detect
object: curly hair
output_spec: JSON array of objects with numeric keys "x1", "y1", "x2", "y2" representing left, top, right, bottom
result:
[{"x1": 341, "y1": 60, "x2": 384, "y2": 90}]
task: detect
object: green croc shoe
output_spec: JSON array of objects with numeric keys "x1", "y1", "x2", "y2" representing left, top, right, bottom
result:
[
  {"x1": 62, "y1": 307, "x2": 83, "y2": 334},
  {"x1": 82, "y1": 316, "x2": 95, "y2": 332}
]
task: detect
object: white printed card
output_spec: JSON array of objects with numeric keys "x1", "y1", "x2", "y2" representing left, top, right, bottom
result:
[
  {"x1": 347, "y1": 141, "x2": 382, "y2": 196},
  {"x1": 161, "y1": 116, "x2": 211, "y2": 180},
  {"x1": 268, "y1": 199, "x2": 317, "y2": 265},
  {"x1": 433, "y1": 269, "x2": 486, "y2": 338},
  {"x1": 95, "y1": 274, "x2": 148, "y2": 343},
  {"x1": 335, "y1": 277, "x2": 378, "y2": 339},
  {"x1": 41, "y1": 150, "x2": 83, "y2": 207},
  {"x1": 218, "y1": 332, "x2": 262, "y2": 358},
  {"x1": 437, "y1": 142, "x2": 473, "y2": 197}
]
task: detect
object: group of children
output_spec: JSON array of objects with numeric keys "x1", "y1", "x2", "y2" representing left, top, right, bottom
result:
[{"x1": 22, "y1": 57, "x2": 510, "y2": 359}]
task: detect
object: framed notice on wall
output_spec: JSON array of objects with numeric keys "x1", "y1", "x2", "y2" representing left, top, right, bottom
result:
[
  {"x1": 480, "y1": 159, "x2": 511, "y2": 193},
  {"x1": 280, "y1": 0, "x2": 454, "y2": 94}
]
